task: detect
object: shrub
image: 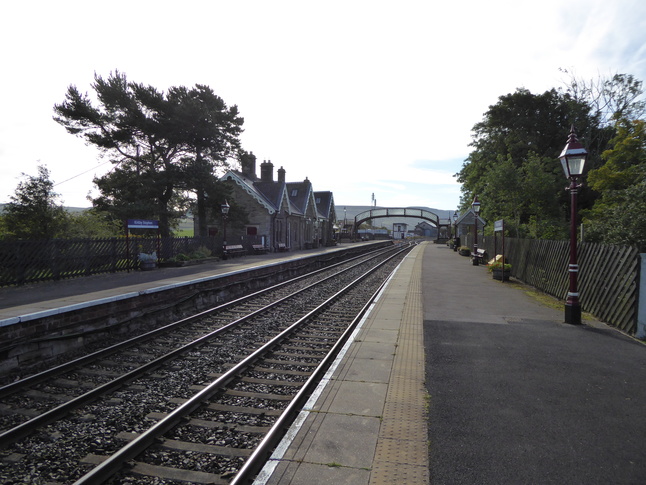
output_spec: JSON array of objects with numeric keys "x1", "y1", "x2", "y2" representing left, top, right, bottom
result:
[{"x1": 487, "y1": 261, "x2": 512, "y2": 272}]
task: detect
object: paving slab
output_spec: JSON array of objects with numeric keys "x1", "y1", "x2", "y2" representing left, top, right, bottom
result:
[{"x1": 262, "y1": 243, "x2": 428, "y2": 485}]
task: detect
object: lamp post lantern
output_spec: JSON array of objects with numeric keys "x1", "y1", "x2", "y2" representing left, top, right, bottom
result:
[
  {"x1": 559, "y1": 126, "x2": 587, "y2": 325},
  {"x1": 472, "y1": 196, "x2": 481, "y2": 265},
  {"x1": 221, "y1": 200, "x2": 230, "y2": 259}
]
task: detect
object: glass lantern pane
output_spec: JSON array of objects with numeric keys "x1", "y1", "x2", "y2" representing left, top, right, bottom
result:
[
  {"x1": 568, "y1": 155, "x2": 585, "y2": 176},
  {"x1": 560, "y1": 157, "x2": 570, "y2": 178}
]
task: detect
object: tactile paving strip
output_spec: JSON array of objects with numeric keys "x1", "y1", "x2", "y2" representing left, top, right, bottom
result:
[{"x1": 369, "y1": 245, "x2": 429, "y2": 485}]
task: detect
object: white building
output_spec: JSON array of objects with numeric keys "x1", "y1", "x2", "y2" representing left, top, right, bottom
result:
[{"x1": 393, "y1": 223, "x2": 407, "y2": 240}]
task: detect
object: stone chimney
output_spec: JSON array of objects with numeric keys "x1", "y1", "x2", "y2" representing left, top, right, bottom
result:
[
  {"x1": 277, "y1": 166, "x2": 286, "y2": 183},
  {"x1": 240, "y1": 151, "x2": 256, "y2": 179},
  {"x1": 260, "y1": 160, "x2": 274, "y2": 182}
]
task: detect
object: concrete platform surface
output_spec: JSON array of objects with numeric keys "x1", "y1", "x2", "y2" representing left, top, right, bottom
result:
[
  {"x1": 0, "y1": 243, "x2": 361, "y2": 322},
  {"x1": 259, "y1": 242, "x2": 427, "y2": 485}
]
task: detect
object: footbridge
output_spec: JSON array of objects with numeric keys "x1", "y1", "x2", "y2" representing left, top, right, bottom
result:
[{"x1": 352, "y1": 207, "x2": 440, "y2": 238}]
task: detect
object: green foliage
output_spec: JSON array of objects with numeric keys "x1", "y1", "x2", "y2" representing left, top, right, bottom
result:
[
  {"x1": 487, "y1": 261, "x2": 512, "y2": 272},
  {"x1": 54, "y1": 71, "x2": 244, "y2": 237},
  {"x1": 65, "y1": 209, "x2": 123, "y2": 238},
  {"x1": 582, "y1": 118, "x2": 646, "y2": 250},
  {"x1": 91, "y1": 157, "x2": 187, "y2": 233},
  {"x1": 588, "y1": 118, "x2": 646, "y2": 192},
  {"x1": 457, "y1": 87, "x2": 599, "y2": 236},
  {"x1": 171, "y1": 246, "x2": 213, "y2": 262},
  {"x1": 191, "y1": 246, "x2": 212, "y2": 259},
  {"x1": 1, "y1": 166, "x2": 69, "y2": 240}
]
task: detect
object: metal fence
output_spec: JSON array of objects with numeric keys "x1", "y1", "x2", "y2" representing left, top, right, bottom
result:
[
  {"x1": 470, "y1": 235, "x2": 641, "y2": 334},
  {"x1": 0, "y1": 234, "x2": 266, "y2": 287}
]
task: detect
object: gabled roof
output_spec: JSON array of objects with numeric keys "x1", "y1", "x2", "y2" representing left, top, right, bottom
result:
[
  {"x1": 222, "y1": 169, "x2": 336, "y2": 221},
  {"x1": 455, "y1": 209, "x2": 486, "y2": 226},
  {"x1": 415, "y1": 221, "x2": 434, "y2": 229},
  {"x1": 314, "y1": 191, "x2": 334, "y2": 219},
  {"x1": 286, "y1": 179, "x2": 318, "y2": 218},
  {"x1": 221, "y1": 170, "x2": 291, "y2": 215}
]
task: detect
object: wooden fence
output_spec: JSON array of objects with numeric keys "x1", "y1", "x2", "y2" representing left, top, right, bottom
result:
[
  {"x1": 0, "y1": 235, "x2": 266, "y2": 287},
  {"x1": 477, "y1": 236, "x2": 641, "y2": 334}
]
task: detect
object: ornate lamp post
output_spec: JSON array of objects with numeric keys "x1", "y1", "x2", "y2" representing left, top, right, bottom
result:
[
  {"x1": 453, "y1": 210, "x2": 459, "y2": 251},
  {"x1": 472, "y1": 195, "x2": 481, "y2": 265},
  {"x1": 559, "y1": 126, "x2": 588, "y2": 325},
  {"x1": 221, "y1": 200, "x2": 230, "y2": 259}
]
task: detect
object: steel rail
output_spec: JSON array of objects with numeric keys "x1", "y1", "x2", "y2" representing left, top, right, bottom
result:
[
  {"x1": 230, "y1": 271, "x2": 394, "y2": 485},
  {"x1": 72, "y1": 245, "x2": 412, "y2": 484},
  {"x1": 1, "y1": 246, "x2": 395, "y2": 396},
  {"x1": 0, "y1": 246, "x2": 397, "y2": 447}
]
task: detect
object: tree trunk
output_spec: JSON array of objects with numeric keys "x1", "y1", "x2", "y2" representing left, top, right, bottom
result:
[{"x1": 197, "y1": 190, "x2": 208, "y2": 237}]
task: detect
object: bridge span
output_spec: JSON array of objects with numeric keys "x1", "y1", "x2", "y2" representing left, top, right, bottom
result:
[{"x1": 352, "y1": 207, "x2": 440, "y2": 238}]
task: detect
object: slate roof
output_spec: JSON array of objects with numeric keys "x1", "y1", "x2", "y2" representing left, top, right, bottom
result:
[
  {"x1": 221, "y1": 170, "x2": 290, "y2": 214},
  {"x1": 314, "y1": 191, "x2": 334, "y2": 219},
  {"x1": 286, "y1": 181, "x2": 310, "y2": 214},
  {"x1": 222, "y1": 169, "x2": 334, "y2": 221}
]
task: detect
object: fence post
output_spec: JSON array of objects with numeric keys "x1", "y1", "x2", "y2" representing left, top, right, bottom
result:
[{"x1": 637, "y1": 254, "x2": 646, "y2": 339}]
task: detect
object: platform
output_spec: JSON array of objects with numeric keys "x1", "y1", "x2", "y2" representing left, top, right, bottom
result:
[
  {"x1": 3, "y1": 241, "x2": 646, "y2": 484},
  {"x1": 259, "y1": 241, "x2": 427, "y2": 485},
  {"x1": 0, "y1": 243, "x2": 368, "y2": 322}
]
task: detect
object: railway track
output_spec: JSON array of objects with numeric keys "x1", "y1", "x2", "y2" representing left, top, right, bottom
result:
[{"x1": 0, "y1": 243, "x2": 414, "y2": 484}]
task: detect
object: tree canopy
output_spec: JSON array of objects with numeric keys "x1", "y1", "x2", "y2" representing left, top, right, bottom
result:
[
  {"x1": 0, "y1": 166, "x2": 69, "y2": 240},
  {"x1": 457, "y1": 73, "x2": 645, "y2": 245},
  {"x1": 456, "y1": 87, "x2": 599, "y2": 237},
  {"x1": 53, "y1": 71, "x2": 244, "y2": 236},
  {"x1": 582, "y1": 118, "x2": 646, "y2": 250}
]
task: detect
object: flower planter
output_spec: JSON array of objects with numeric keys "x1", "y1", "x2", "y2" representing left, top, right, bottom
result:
[
  {"x1": 459, "y1": 249, "x2": 470, "y2": 257},
  {"x1": 492, "y1": 268, "x2": 510, "y2": 281},
  {"x1": 140, "y1": 261, "x2": 157, "y2": 271}
]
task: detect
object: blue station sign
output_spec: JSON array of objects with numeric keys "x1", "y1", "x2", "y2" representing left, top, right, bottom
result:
[{"x1": 127, "y1": 219, "x2": 159, "y2": 229}]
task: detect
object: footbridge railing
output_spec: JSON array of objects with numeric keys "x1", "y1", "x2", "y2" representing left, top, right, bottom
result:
[{"x1": 353, "y1": 207, "x2": 439, "y2": 236}]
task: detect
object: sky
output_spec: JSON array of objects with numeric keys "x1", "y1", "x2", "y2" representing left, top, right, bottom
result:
[{"x1": 1, "y1": 0, "x2": 645, "y2": 213}]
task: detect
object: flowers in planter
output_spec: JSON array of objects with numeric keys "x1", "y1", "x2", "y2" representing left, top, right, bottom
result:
[
  {"x1": 486, "y1": 261, "x2": 511, "y2": 272},
  {"x1": 487, "y1": 256, "x2": 511, "y2": 280},
  {"x1": 138, "y1": 251, "x2": 158, "y2": 262},
  {"x1": 458, "y1": 246, "x2": 471, "y2": 256},
  {"x1": 138, "y1": 251, "x2": 158, "y2": 270}
]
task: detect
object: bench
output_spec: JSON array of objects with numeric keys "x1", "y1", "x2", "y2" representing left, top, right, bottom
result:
[
  {"x1": 472, "y1": 248, "x2": 487, "y2": 265},
  {"x1": 251, "y1": 244, "x2": 269, "y2": 254},
  {"x1": 224, "y1": 245, "x2": 246, "y2": 258},
  {"x1": 276, "y1": 243, "x2": 288, "y2": 252}
]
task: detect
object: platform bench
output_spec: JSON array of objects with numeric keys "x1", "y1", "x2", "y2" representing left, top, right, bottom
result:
[
  {"x1": 472, "y1": 248, "x2": 487, "y2": 265},
  {"x1": 252, "y1": 244, "x2": 269, "y2": 254},
  {"x1": 277, "y1": 243, "x2": 288, "y2": 252},
  {"x1": 224, "y1": 245, "x2": 246, "y2": 258}
]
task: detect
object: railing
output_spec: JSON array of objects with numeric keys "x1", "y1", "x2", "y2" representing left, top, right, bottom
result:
[
  {"x1": 353, "y1": 207, "x2": 439, "y2": 228},
  {"x1": 0, "y1": 235, "x2": 269, "y2": 287}
]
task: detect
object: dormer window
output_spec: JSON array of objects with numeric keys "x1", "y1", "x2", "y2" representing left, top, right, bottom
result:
[{"x1": 291, "y1": 189, "x2": 298, "y2": 197}]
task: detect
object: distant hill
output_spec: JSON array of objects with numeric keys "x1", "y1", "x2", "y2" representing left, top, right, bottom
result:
[{"x1": 0, "y1": 203, "x2": 90, "y2": 214}]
